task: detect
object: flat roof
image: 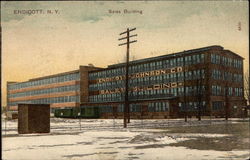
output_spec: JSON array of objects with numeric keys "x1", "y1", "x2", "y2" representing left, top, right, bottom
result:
[
  {"x1": 108, "y1": 45, "x2": 227, "y2": 68},
  {"x1": 7, "y1": 69, "x2": 80, "y2": 86},
  {"x1": 29, "y1": 69, "x2": 79, "y2": 81},
  {"x1": 9, "y1": 65, "x2": 102, "y2": 85},
  {"x1": 224, "y1": 50, "x2": 244, "y2": 59},
  {"x1": 88, "y1": 45, "x2": 223, "y2": 73}
]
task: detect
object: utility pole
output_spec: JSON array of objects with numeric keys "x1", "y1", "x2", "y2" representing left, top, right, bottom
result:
[{"x1": 118, "y1": 28, "x2": 137, "y2": 128}]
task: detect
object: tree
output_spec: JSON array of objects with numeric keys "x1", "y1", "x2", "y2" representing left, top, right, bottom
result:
[
  {"x1": 244, "y1": 71, "x2": 250, "y2": 105},
  {"x1": 224, "y1": 83, "x2": 229, "y2": 120},
  {"x1": 2, "y1": 106, "x2": 7, "y2": 115},
  {"x1": 195, "y1": 72, "x2": 204, "y2": 121}
]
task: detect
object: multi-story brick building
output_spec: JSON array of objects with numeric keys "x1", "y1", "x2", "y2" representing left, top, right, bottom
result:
[
  {"x1": 6, "y1": 45, "x2": 246, "y2": 118},
  {"x1": 7, "y1": 66, "x2": 100, "y2": 113},
  {"x1": 84, "y1": 45, "x2": 245, "y2": 118}
]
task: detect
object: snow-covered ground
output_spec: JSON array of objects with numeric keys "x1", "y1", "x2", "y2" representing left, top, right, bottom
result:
[{"x1": 2, "y1": 118, "x2": 250, "y2": 160}]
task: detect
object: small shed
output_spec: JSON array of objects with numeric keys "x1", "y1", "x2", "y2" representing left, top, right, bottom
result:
[{"x1": 18, "y1": 104, "x2": 50, "y2": 134}]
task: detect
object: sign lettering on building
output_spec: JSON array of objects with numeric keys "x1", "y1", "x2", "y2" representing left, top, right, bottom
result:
[
  {"x1": 97, "y1": 66, "x2": 183, "y2": 83},
  {"x1": 99, "y1": 82, "x2": 183, "y2": 95}
]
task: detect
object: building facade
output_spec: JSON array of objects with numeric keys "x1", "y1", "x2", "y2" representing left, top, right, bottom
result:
[
  {"x1": 85, "y1": 45, "x2": 245, "y2": 118},
  {"x1": 6, "y1": 45, "x2": 246, "y2": 118},
  {"x1": 7, "y1": 66, "x2": 100, "y2": 112}
]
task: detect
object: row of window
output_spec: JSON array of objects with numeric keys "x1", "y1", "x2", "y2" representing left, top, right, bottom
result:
[
  {"x1": 8, "y1": 73, "x2": 80, "y2": 90},
  {"x1": 211, "y1": 54, "x2": 221, "y2": 64},
  {"x1": 89, "y1": 85, "x2": 207, "y2": 103},
  {"x1": 89, "y1": 88, "x2": 183, "y2": 102},
  {"x1": 98, "y1": 105, "x2": 113, "y2": 113},
  {"x1": 235, "y1": 88, "x2": 243, "y2": 96},
  {"x1": 224, "y1": 72, "x2": 233, "y2": 81},
  {"x1": 185, "y1": 86, "x2": 206, "y2": 96},
  {"x1": 148, "y1": 102, "x2": 169, "y2": 112},
  {"x1": 89, "y1": 72, "x2": 184, "y2": 91},
  {"x1": 120, "y1": 102, "x2": 170, "y2": 112},
  {"x1": 184, "y1": 69, "x2": 205, "y2": 80},
  {"x1": 99, "y1": 102, "x2": 170, "y2": 113},
  {"x1": 212, "y1": 85, "x2": 222, "y2": 96},
  {"x1": 212, "y1": 69, "x2": 222, "y2": 80},
  {"x1": 233, "y1": 73, "x2": 243, "y2": 83},
  {"x1": 129, "y1": 88, "x2": 183, "y2": 100},
  {"x1": 8, "y1": 85, "x2": 80, "y2": 98},
  {"x1": 89, "y1": 93, "x2": 123, "y2": 102},
  {"x1": 89, "y1": 54, "x2": 205, "y2": 80},
  {"x1": 178, "y1": 101, "x2": 206, "y2": 111},
  {"x1": 211, "y1": 54, "x2": 243, "y2": 68},
  {"x1": 212, "y1": 101, "x2": 223, "y2": 110},
  {"x1": 212, "y1": 70, "x2": 243, "y2": 82},
  {"x1": 89, "y1": 69, "x2": 205, "y2": 91},
  {"x1": 115, "y1": 104, "x2": 149, "y2": 113},
  {"x1": 212, "y1": 85, "x2": 243, "y2": 96},
  {"x1": 8, "y1": 96, "x2": 80, "y2": 106}
]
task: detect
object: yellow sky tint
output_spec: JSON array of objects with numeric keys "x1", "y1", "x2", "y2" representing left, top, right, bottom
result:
[{"x1": 1, "y1": 1, "x2": 249, "y2": 106}]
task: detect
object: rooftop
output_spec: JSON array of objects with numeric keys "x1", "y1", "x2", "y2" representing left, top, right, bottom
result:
[{"x1": 108, "y1": 45, "x2": 224, "y2": 68}]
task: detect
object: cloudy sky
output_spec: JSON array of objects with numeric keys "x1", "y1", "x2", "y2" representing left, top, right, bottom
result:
[{"x1": 1, "y1": 1, "x2": 249, "y2": 105}]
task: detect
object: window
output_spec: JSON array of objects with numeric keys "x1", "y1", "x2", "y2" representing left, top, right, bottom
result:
[
  {"x1": 200, "y1": 54, "x2": 204, "y2": 62},
  {"x1": 212, "y1": 85, "x2": 222, "y2": 96},
  {"x1": 212, "y1": 69, "x2": 222, "y2": 80},
  {"x1": 212, "y1": 101, "x2": 223, "y2": 110},
  {"x1": 211, "y1": 54, "x2": 220, "y2": 64}
]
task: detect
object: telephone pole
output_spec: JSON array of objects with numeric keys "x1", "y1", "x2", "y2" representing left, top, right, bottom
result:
[{"x1": 118, "y1": 28, "x2": 137, "y2": 128}]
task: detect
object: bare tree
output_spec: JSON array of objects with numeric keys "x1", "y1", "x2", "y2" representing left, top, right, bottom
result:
[
  {"x1": 2, "y1": 106, "x2": 7, "y2": 115},
  {"x1": 223, "y1": 70, "x2": 235, "y2": 120},
  {"x1": 224, "y1": 82, "x2": 229, "y2": 120},
  {"x1": 244, "y1": 71, "x2": 250, "y2": 105},
  {"x1": 195, "y1": 72, "x2": 204, "y2": 121}
]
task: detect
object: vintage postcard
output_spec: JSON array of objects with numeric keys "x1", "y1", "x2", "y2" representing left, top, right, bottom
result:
[{"x1": 1, "y1": 1, "x2": 249, "y2": 160}]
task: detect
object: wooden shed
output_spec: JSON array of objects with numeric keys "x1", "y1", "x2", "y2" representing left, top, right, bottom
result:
[{"x1": 18, "y1": 104, "x2": 50, "y2": 134}]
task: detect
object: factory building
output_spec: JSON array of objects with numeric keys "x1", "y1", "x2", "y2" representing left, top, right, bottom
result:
[
  {"x1": 84, "y1": 45, "x2": 245, "y2": 118},
  {"x1": 7, "y1": 45, "x2": 246, "y2": 118},
  {"x1": 7, "y1": 66, "x2": 100, "y2": 113}
]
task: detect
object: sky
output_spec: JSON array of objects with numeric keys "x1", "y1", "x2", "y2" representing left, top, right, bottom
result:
[{"x1": 1, "y1": 1, "x2": 249, "y2": 106}]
